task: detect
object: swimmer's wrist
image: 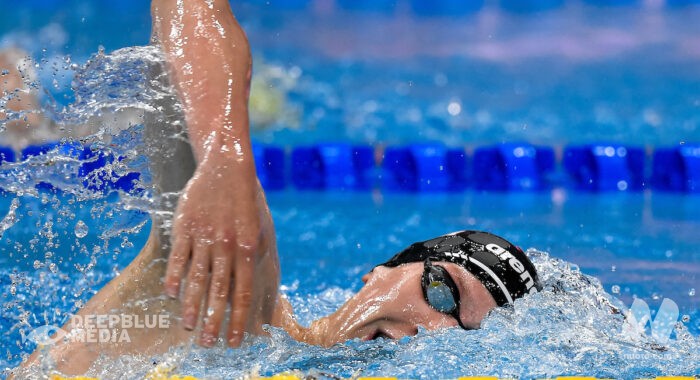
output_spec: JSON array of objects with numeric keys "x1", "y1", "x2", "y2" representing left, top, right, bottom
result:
[{"x1": 191, "y1": 127, "x2": 254, "y2": 165}]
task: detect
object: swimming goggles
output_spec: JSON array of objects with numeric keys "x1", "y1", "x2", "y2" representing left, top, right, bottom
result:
[{"x1": 421, "y1": 259, "x2": 468, "y2": 330}]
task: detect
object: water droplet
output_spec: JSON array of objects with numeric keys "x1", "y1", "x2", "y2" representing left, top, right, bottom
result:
[
  {"x1": 447, "y1": 101, "x2": 462, "y2": 116},
  {"x1": 74, "y1": 220, "x2": 88, "y2": 238},
  {"x1": 612, "y1": 285, "x2": 620, "y2": 294},
  {"x1": 690, "y1": 288, "x2": 696, "y2": 297}
]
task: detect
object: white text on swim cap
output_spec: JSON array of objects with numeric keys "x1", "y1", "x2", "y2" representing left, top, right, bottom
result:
[{"x1": 485, "y1": 243, "x2": 537, "y2": 294}]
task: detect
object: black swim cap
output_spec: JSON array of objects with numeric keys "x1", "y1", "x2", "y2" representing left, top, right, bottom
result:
[{"x1": 378, "y1": 230, "x2": 541, "y2": 306}]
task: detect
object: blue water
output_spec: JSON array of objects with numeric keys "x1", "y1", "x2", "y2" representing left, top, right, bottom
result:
[{"x1": 2, "y1": 1, "x2": 700, "y2": 378}]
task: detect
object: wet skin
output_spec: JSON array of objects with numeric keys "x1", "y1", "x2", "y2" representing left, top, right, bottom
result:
[{"x1": 287, "y1": 262, "x2": 498, "y2": 346}]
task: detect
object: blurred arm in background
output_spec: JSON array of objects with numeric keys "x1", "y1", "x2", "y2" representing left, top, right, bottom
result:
[{"x1": 0, "y1": 48, "x2": 51, "y2": 152}]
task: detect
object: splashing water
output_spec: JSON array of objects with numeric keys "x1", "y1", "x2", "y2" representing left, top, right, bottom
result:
[
  {"x1": 73, "y1": 220, "x2": 88, "y2": 239},
  {"x1": 0, "y1": 197, "x2": 19, "y2": 239},
  {"x1": 1, "y1": 46, "x2": 177, "y2": 375}
]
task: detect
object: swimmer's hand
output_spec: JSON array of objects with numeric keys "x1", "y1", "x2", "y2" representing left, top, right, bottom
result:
[
  {"x1": 152, "y1": 0, "x2": 279, "y2": 348},
  {"x1": 164, "y1": 154, "x2": 280, "y2": 347}
]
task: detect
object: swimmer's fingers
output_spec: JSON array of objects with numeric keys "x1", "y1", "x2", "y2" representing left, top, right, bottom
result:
[
  {"x1": 227, "y1": 243, "x2": 256, "y2": 347},
  {"x1": 182, "y1": 244, "x2": 211, "y2": 331},
  {"x1": 200, "y1": 246, "x2": 232, "y2": 347},
  {"x1": 164, "y1": 237, "x2": 190, "y2": 298}
]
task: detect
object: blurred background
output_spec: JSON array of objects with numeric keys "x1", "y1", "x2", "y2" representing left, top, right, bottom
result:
[{"x1": 2, "y1": 0, "x2": 700, "y2": 146}]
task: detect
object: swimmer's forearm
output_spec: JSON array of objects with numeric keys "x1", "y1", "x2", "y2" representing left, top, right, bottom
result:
[{"x1": 151, "y1": 0, "x2": 253, "y2": 165}]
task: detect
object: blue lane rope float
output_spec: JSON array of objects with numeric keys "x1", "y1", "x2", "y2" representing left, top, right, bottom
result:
[
  {"x1": 563, "y1": 144, "x2": 646, "y2": 192},
  {"x1": 382, "y1": 143, "x2": 468, "y2": 192},
  {"x1": 10, "y1": 141, "x2": 142, "y2": 194},
  {"x1": 3, "y1": 141, "x2": 700, "y2": 194},
  {"x1": 253, "y1": 144, "x2": 286, "y2": 190},
  {"x1": 0, "y1": 146, "x2": 15, "y2": 164},
  {"x1": 473, "y1": 142, "x2": 554, "y2": 191},
  {"x1": 291, "y1": 143, "x2": 375, "y2": 191},
  {"x1": 652, "y1": 144, "x2": 700, "y2": 193}
]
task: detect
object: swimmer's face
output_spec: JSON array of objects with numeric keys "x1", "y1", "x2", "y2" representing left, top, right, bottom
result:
[{"x1": 306, "y1": 262, "x2": 497, "y2": 346}]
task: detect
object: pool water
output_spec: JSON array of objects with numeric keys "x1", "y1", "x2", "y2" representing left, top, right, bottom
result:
[{"x1": 2, "y1": 1, "x2": 700, "y2": 378}]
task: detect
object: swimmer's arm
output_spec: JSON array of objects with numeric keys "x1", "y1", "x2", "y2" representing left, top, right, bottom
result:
[
  {"x1": 151, "y1": 0, "x2": 272, "y2": 347},
  {"x1": 150, "y1": 0, "x2": 252, "y2": 162}
]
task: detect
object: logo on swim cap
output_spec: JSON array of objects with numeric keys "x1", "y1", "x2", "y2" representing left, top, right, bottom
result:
[
  {"x1": 378, "y1": 230, "x2": 542, "y2": 306},
  {"x1": 485, "y1": 243, "x2": 538, "y2": 296}
]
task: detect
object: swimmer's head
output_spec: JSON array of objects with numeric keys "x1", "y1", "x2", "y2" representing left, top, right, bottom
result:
[
  {"x1": 302, "y1": 230, "x2": 541, "y2": 346},
  {"x1": 377, "y1": 230, "x2": 542, "y2": 307}
]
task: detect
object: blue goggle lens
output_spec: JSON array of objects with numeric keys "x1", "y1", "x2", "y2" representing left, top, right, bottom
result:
[
  {"x1": 425, "y1": 281, "x2": 458, "y2": 313},
  {"x1": 421, "y1": 260, "x2": 466, "y2": 330}
]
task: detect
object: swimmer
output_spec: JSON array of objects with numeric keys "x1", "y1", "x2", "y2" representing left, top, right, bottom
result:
[
  {"x1": 13, "y1": 0, "x2": 545, "y2": 376},
  {"x1": 17, "y1": 217, "x2": 540, "y2": 376}
]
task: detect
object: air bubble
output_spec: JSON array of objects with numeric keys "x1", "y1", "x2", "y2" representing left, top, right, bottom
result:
[
  {"x1": 120, "y1": 237, "x2": 134, "y2": 249},
  {"x1": 690, "y1": 288, "x2": 696, "y2": 297},
  {"x1": 682, "y1": 315, "x2": 690, "y2": 323},
  {"x1": 74, "y1": 220, "x2": 88, "y2": 238},
  {"x1": 611, "y1": 285, "x2": 620, "y2": 294}
]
